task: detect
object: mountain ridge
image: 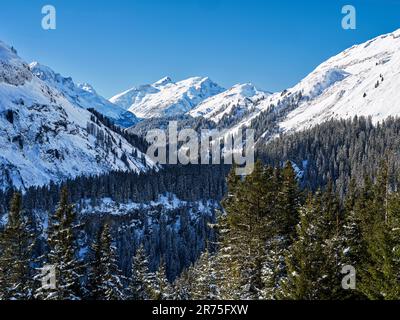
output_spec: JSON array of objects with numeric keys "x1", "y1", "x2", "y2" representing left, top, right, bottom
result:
[
  {"x1": 29, "y1": 62, "x2": 138, "y2": 128},
  {"x1": 0, "y1": 41, "x2": 156, "y2": 191}
]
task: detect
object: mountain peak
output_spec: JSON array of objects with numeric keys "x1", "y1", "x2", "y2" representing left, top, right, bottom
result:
[
  {"x1": 29, "y1": 61, "x2": 137, "y2": 127},
  {"x1": 78, "y1": 82, "x2": 97, "y2": 94},
  {"x1": 189, "y1": 82, "x2": 270, "y2": 122},
  {"x1": 110, "y1": 76, "x2": 225, "y2": 119},
  {"x1": 153, "y1": 76, "x2": 173, "y2": 87}
]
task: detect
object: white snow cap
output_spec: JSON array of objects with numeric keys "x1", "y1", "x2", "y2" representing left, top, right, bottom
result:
[{"x1": 110, "y1": 76, "x2": 226, "y2": 118}]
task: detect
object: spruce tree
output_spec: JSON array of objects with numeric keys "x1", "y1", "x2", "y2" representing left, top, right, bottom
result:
[
  {"x1": 262, "y1": 161, "x2": 301, "y2": 299},
  {"x1": 358, "y1": 163, "x2": 400, "y2": 299},
  {"x1": 35, "y1": 187, "x2": 82, "y2": 300},
  {"x1": 0, "y1": 192, "x2": 34, "y2": 300},
  {"x1": 97, "y1": 223, "x2": 125, "y2": 300},
  {"x1": 189, "y1": 250, "x2": 220, "y2": 300},
  {"x1": 282, "y1": 191, "x2": 344, "y2": 300},
  {"x1": 129, "y1": 245, "x2": 154, "y2": 300},
  {"x1": 151, "y1": 259, "x2": 172, "y2": 300}
]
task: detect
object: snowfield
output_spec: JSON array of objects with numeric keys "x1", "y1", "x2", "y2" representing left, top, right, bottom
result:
[
  {"x1": 216, "y1": 28, "x2": 400, "y2": 141},
  {"x1": 0, "y1": 40, "x2": 156, "y2": 191},
  {"x1": 29, "y1": 62, "x2": 137, "y2": 128},
  {"x1": 189, "y1": 83, "x2": 270, "y2": 124},
  {"x1": 110, "y1": 76, "x2": 225, "y2": 119}
]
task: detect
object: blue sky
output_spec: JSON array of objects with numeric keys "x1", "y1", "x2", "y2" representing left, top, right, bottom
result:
[{"x1": 1, "y1": 0, "x2": 399, "y2": 98}]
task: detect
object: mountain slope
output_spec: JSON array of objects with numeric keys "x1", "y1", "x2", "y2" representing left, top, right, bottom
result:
[
  {"x1": 277, "y1": 29, "x2": 400, "y2": 132},
  {"x1": 189, "y1": 83, "x2": 270, "y2": 124},
  {"x1": 110, "y1": 76, "x2": 225, "y2": 119},
  {"x1": 29, "y1": 62, "x2": 137, "y2": 128},
  {"x1": 0, "y1": 41, "x2": 156, "y2": 191},
  {"x1": 200, "y1": 28, "x2": 400, "y2": 143}
]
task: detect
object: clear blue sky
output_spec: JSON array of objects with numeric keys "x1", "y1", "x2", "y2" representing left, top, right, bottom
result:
[{"x1": 1, "y1": 0, "x2": 399, "y2": 98}]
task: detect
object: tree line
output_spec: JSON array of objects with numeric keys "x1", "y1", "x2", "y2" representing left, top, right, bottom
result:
[{"x1": 2, "y1": 161, "x2": 399, "y2": 300}]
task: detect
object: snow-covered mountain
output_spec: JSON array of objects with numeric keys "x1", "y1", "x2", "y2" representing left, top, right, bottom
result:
[
  {"x1": 29, "y1": 62, "x2": 137, "y2": 128},
  {"x1": 276, "y1": 29, "x2": 400, "y2": 132},
  {"x1": 110, "y1": 76, "x2": 225, "y2": 119},
  {"x1": 197, "y1": 28, "x2": 400, "y2": 143},
  {"x1": 189, "y1": 83, "x2": 270, "y2": 124},
  {"x1": 0, "y1": 41, "x2": 156, "y2": 191}
]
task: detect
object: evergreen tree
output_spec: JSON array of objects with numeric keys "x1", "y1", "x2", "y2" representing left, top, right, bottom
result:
[
  {"x1": 129, "y1": 245, "x2": 154, "y2": 300},
  {"x1": 0, "y1": 192, "x2": 34, "y2": 300},
  {"x1": 358, "y1": 163, "x2": 400, "y2": 299},
  {"x1": 282, "y1": 191, "x2": 343, "y2": 300},
  {"x1": 220, "y1": 161, "x2": 271, "y2": 298},
  {"x1": 97, "y1": 223, "x2": 125, "y2": 300},
  {"x1": 151, "y1": 259, "x2": 172, "y2": 300},
  {"x1": 189, "y1": 250, "x2": 220, "y2": 300},
  {"x1": 214, "y1": 212, "x2": 242, "y2": 300},
  {"x1": 262, "y1": 161, "x2": 301, "y2": 299},
  {"x1": 35, "y1": 187, "x2": 82, "y2": 300},
  {"x1": 172, "y1": 269, "x2": 192, "y2": 300},
  {"x1": 86, "y1": 227, "x2": 103, "y2": 300}
]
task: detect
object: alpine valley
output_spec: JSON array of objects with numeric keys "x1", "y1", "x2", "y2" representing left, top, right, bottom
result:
[{"x1": 2, "y1": 28, "x2": 400, "y2": 300}]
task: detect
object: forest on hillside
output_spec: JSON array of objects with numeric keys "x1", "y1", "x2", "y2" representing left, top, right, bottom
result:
[
  {"x1": 1, "y1": 117, "x2": 400, "y2": 300},
  {"x1": 1, "y1": 160, "x2": 400, "y2": 300}
]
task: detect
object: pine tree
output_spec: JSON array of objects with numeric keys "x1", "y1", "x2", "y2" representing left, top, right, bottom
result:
[
  {"x1": 129, "y1": 245, "x2": 154, "y2": 300},
  {"x1": 0, "y1": 192, "x2": 34, "y2": 300},
  {"x1": 35, "y1": 187, "x2": 82, "y2": 300},
  {"x1": 358, "y1": 163, "x2": 400, "y2": 299},
  {"x1": 281, "y1": 194, "x2": 320, "y2": 299},
  {"x1": 150, "y1": 259, "x2": 172, "y2": 300},
  {"x1": 262, "y1": 162, "x2": 301, "y2": 299},
  {"x1": 282, "y1": 191, "x2": 343, "y2": 300},
  {"x1": 86, "y1": 228, "x2": 103, "y2": 300},
  {"x1": 221, "y1": 161, "x2": 273, "y2": 298},
  {"x1": 277, "y1": 161, "x2": 301, "y2": 236},
  {"x1": 97, "y1": 223, "x2": 125, "y2": 300},
  {"x1": 189, "y1": 250, "x2": 220, "y2": 300},
  {"x1": 341, "y1": 179, "x2": 368, "y2": 299},
  {"x1": 172, "y1": 269, "x2": 192, "y2": 300},
  {"x1": 214, "y1": 212, "x2": 242, "y2": 300}
]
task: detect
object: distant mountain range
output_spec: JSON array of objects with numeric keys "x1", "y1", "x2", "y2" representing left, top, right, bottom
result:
[
  {"x1": 111, "y1": 28, "x2": 400, "y2": 142},
  {"x1": 2, "y1": 28, "x2": 400, "y2": 189},
  {"x1": 109, "y1": 76, "x2": 225, "y2": 119}
]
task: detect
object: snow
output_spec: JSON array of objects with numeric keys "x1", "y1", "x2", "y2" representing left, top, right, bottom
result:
[
  {"x1": 80, "y1": 194, "x2": 217, "y2": 218},
  {"x1": 110, "y1": 76, "x2": 225, "y2": 119},
  {"x1": 189, "y1": 83, "x2": 270, "y2": 123},
  {"x1": 276, "y1": 28, "x2": 400, "y2": 133},
  {"x1": 0, "y1": 40, "x2": 156, "y2": 191},
  {"x1": 202, "y1": 28, "x2": 400, "y2": 144},
  {"x1": 29, "y1": 62, "x2": 137, "y2": 128}
]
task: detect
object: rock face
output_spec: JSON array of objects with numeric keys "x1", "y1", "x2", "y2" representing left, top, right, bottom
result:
[
  {"x1": 0, "y1": 40, "x2": 156, "y2": 191},
  {"x1": 29, "y1": 62, "x2": 138, "y2": 128}
]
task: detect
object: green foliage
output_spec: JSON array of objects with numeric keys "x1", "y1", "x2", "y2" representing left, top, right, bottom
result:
[
  {"x1": 0, "y1": 192, "x2": 34, "y2": 300},
  {"x1": 35, "y1": 187, "x2": 82, "y2": 300}
]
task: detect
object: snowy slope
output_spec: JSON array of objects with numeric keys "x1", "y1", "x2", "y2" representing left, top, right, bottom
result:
[
  {"x1": 110, "y1": 76, "x2": 225, "y2": 118},
  {"x1": 277, "y1": 29, "x2": 400, "y2": 132},
  {"x1": 29, "y1": 62, "x2": 137, "y2": 128},
  {"x1": 205, "y1": 28, "x2": 400, "y2": 142},
  {"x1": 189, "y1": 83, "x2": 270, "y2": 124},
  {"x1": 0, "y1": 41, "x2": 156, "y2": 191}
]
